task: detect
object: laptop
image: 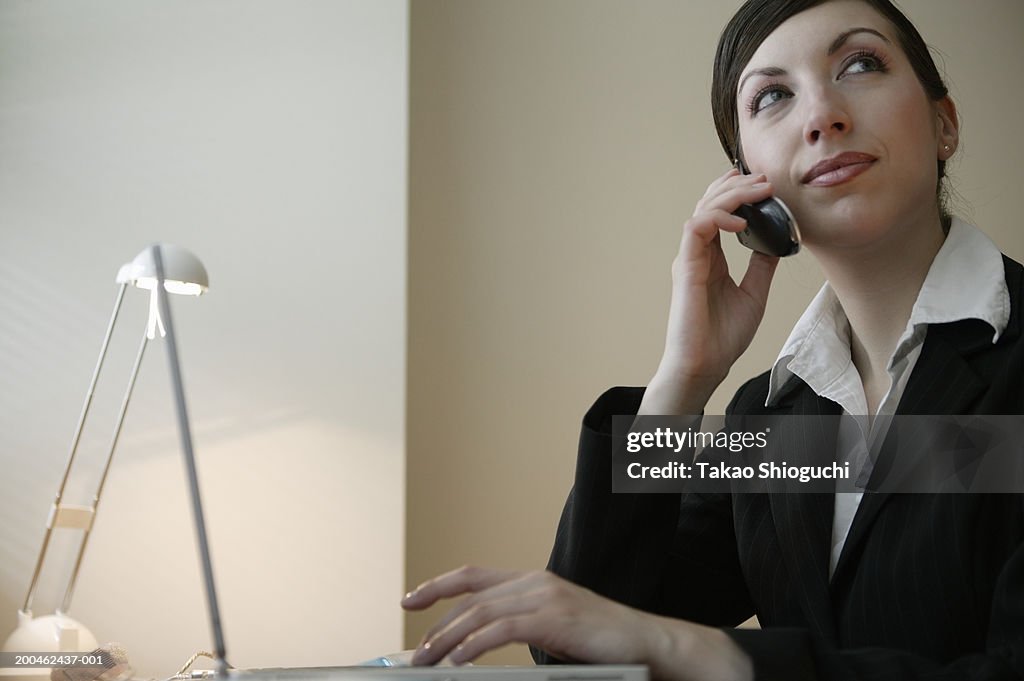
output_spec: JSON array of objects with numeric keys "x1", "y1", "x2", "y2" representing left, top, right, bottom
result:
[
  {"x1": 153, "y1": 246, "x2": 647, "y2": 681},
  {"x1": 226, "y1": 667, "x2": 647, "y2": 681}
]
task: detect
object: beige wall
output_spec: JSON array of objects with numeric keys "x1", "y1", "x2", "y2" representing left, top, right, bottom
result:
[{"x1": 407, "y1": 0, "x2": 1024, "y2": 663}]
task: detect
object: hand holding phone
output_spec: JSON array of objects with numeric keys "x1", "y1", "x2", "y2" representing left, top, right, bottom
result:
[
  {"x1": 732, "y1": 159, "x2": 801, "y2": 257},
  {"x1": 638, "y1": 166, "x2": 783, "y2": 415}
]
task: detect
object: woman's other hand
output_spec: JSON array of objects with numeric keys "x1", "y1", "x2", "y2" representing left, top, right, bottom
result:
[
  {"x1": 400, "y1": 566, "x2": 752, "y2": 681},
  {"x1": 640, "y1": 168, "x2": 780, "y2": 415}
]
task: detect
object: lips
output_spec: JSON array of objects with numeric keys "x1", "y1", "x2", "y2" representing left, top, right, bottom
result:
[{"x1": 802, "y1": 152, "x2": 877, "y2": 186}]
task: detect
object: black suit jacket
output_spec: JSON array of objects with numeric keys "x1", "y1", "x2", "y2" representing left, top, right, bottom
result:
[{"x1": 533, "y1": 256, "x2": 1024, "y2": 680}]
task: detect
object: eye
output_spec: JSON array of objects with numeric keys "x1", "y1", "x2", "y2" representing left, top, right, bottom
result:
[
  {"x1": 840, "y1": 49, "x2": 889, "y2": 77},
  {"x1": 748, "y1": 84, "x2": 792, "y2": 116}
]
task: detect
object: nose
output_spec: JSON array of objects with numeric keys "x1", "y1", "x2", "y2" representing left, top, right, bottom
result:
[{"x1": 802, "y1": 88, "x2": 852, "y2": 144}]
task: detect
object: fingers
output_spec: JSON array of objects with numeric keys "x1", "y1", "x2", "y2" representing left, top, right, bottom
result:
[
  {"x1": 704, "y1": 166, "x2": 741, "y2": 194},
  {"x1": 680, "y1": 210, "x2": 746, "y2": 253},
  {"x1": 404, "y1": 569, "x2": 568, "y2": 666},
  {"x1": 695, "y1": 171, "x2": 773, "y2": 218},
  {"x1": 677, "y1": 173, "x2": 774, "y2": 270},
  {"x1": 402, "y1": 566, "x2": 533, "y2": 654},
  {"x1": 402, "y1": 569, "x2": 656, "y2": 669},
  {"x1": 445, "y1": 615, "x2": 536, "y2": 665},
  {"x1": 402, "y1": 565, "x2": 520, "y2": 611},
  {"x1": 411, "y1": 589, "x2": 545, "y2": 666},
  {"x1": 415, "y1": 570, "x2": 537, "y2": 645}
]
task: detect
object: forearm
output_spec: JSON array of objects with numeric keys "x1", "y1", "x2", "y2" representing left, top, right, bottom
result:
[
  {"x1": 548, "y1": 387, "x2": 688, "y2": 610},
  {"x1": 550, "y1": 387, "x2": 753, "y2": 621}
]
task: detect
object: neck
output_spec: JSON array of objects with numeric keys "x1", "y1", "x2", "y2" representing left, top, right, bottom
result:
[{"x1": 809, "y1": 212, "x2": 947, "y2": 386}]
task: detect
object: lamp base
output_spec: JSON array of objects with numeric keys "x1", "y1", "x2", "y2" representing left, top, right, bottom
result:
[{"x1": 1, "y1": 611, "x2": 99, "y2": 681}]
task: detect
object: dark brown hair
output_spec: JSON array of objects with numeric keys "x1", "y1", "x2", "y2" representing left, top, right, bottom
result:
[{"x1": 712, "y1": 0, "x2": 950, "y2": 183}]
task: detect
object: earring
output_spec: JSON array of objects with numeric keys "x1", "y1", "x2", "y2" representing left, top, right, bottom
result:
[{"x1": 944, "y1": 144, "x2": 951, "y2": 152}]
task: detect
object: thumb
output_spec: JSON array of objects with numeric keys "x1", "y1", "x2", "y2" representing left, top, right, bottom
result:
[{"x1": 738, "y1": 251, "x2": 780, "y2": 309}]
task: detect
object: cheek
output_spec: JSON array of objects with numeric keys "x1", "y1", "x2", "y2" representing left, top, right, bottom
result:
[
  {"x1": 880, "y1": 90, "x2": 940, "y2": 160},
  {"x1": 736, "y1": 125, "x2": 790, "y2": 178},
  {"x1": 736, "y1": 109, "x2": 805, "y2": 185}
]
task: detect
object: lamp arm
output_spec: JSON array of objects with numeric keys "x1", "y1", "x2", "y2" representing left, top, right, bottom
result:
[
  {"x1": 153, "y1": 246, "x2": 227, "y2": 676},
  {"x1": 59, "y1": 326, "x2": 150, "y2": 615},
  {"x1": 22, "y1": 283, "x2": 128, "y2": 615}
]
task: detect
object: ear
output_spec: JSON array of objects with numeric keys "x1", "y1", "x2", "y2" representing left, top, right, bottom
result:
[{"x1": 935, "y1": 95, "x2": 959, "y2": 160}]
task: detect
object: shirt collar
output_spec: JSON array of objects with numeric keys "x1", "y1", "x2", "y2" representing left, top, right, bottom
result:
[{"x1": 766, "y1": 218, "x2": 1010, "y2": 407}]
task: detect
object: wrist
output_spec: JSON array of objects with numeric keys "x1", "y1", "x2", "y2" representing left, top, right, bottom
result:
[
  {"x1": 639, "y1": 370, "x2": 720, "y2": 415},
  {"x1": 645, "y1": 618, "x2": 753, "y2": 681}
]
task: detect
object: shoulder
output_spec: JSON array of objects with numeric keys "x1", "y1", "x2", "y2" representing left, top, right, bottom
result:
[
  {"x1": 725, "y1": 370, "x2": 773, "y2": 415},
  {"x1": 1004, "y1": 253, "x2": 1023, "y2": 300},
  {"x1": 1000, "y1": 253, "x2": 1024, "y2": 343}
]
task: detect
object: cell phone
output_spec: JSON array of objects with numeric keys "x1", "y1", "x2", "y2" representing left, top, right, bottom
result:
[{"x1": 732, "y1": 159, "x2": 801, "y2": 257}]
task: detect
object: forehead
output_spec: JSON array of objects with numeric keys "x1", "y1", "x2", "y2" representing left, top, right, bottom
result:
[{"x1": 741, "y1": 0, "x2": 894, "y2": 79}]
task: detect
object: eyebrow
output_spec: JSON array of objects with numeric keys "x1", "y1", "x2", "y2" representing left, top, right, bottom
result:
[
  {"x1": 738, "y1": 27, "x2": 893, "y2": 95},
  {"x1": 827, "y1": 27, "x2": 891, "y2": 55}
]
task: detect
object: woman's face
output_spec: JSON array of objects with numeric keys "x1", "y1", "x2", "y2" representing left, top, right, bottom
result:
[{"x1": 735, "y1": 0, "x2": 956, "y2": 250}]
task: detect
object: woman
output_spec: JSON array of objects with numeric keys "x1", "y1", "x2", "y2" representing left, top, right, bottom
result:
[{"x1": 402, "y1": 1, "x2": 1024, "y2": 679}]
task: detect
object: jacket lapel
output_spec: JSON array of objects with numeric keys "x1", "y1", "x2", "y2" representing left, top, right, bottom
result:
[
  {"x1": 767, "y1": 385, "x2": 841, "y2": 641},
  {"x1": 830, "y1": 318, "x2": 999, "y2": 586}
]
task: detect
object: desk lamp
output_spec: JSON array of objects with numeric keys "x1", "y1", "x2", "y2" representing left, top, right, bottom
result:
[{"x1": 2, "y1": 244, "x2": 209, "y2": 663}]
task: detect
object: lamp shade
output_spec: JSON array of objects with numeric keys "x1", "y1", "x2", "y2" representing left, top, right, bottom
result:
[{"x1": 116, "y1": 244, "x2": 209, "y2": 295}]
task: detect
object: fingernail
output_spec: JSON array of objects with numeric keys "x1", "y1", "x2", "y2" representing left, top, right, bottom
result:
[
  {"x1": 411, "y1": 642, "x2": 431, "y2": 665},
  {"x1": 449, "y1": 645, "x2": 466, "y2": 665},
  {"x1": 402, "y1": 591, "x2": 416, "y2": 604}
]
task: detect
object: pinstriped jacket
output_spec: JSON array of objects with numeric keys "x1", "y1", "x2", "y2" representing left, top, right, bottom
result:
[{"x1": 534, "y1": 256, "x2": 1024, "y2": 680}]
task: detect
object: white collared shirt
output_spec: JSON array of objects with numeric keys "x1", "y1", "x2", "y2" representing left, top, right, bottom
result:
[{"x1": 764, "y1": 218, "x2": 1010, "y2": 576}]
